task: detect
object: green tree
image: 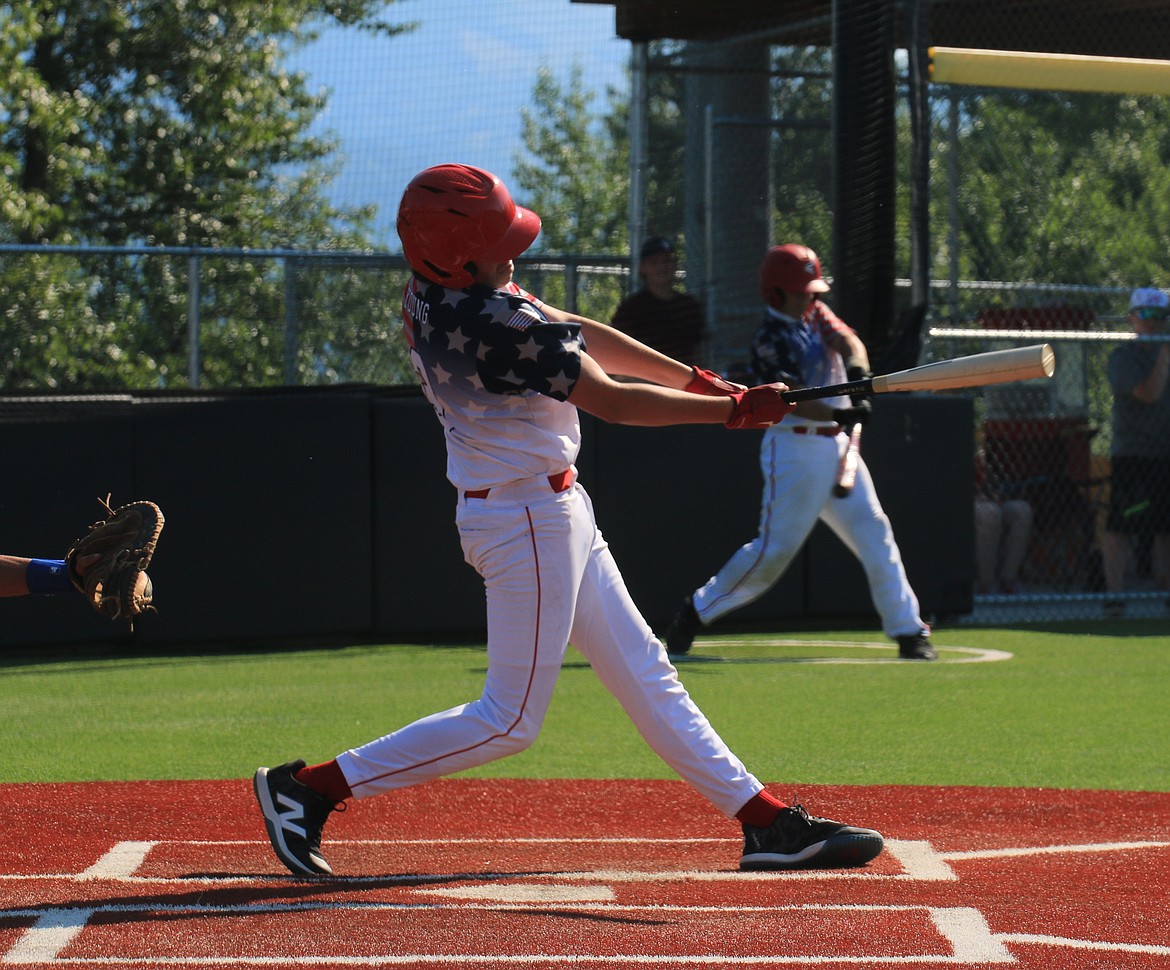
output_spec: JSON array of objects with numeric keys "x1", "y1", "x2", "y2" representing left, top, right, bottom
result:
[
  {"x1": 511, "y1": 64, "x2": 627, "y2": 317},
  {"x1": 605, "y1": 41, "x2": 689, "y2": 249},
  {"x1": 931, "y1": 89, "x2": 1170, "y2": 457},
  {"x1": 514, "y1": 64, "x2": 628, "y2": 257},
  {"x1": 0, "y1": 1, "x2": 412, "y2": 389},
  {"x1": 511, "y1": 44, "x2": 695, "y2": 318},
  {"x1": 766, "y1": 46, "x2": 835, "y2": 257},
  {"x1": 939, "y1": 91, "x2": 1170, "y2": 295}
]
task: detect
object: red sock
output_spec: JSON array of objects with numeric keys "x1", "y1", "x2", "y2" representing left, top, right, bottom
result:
[
  {"x1": 295, "y1": 760, "x2": 352, "y2": 803},
  {"x1": 735, "y1": 789, "x2": 786, "y2": 828}
]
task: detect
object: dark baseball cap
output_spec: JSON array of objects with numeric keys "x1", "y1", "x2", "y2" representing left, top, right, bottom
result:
[{"x1": 639, "y1": 236, "x2": 676, "y2": 259}]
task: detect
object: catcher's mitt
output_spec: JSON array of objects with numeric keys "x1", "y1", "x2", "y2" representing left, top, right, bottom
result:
[{"x1": 67, "y1": 496, "x2": 164, "y2": 621}]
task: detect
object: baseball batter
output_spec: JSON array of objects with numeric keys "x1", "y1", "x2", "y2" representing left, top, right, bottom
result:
[
  {"x1": 664, "y1": 244, "x2": 935, "y2": 661},
  {"x1": 253, "y1": 165, "x2": 884, "y2": 877}
]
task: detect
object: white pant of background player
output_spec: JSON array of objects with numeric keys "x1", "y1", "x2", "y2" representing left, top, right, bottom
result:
[
  {"x1": 693, "y1": 426, "x2": 926, "y2": 638},
  {"x1": 338, "y1": 473, "x2": 764, "y2": 818}
]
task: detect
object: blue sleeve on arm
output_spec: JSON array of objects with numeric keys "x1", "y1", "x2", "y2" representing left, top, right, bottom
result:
[{"x1": 27, "y1": 559, "x2": 74, "y2": 595}]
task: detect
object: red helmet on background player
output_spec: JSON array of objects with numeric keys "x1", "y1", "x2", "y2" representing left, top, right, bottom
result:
[
  {"x1": 396, "y1": 163, "x2": 541, "y2": 288},
  {"x1": 758, "y1": 243, "x2": 830, "y2": 305}
]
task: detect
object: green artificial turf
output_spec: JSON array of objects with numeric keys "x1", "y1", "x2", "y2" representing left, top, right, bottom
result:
[{"x1": 2, "y1": 623, "x2": 1167, "y2": 791}]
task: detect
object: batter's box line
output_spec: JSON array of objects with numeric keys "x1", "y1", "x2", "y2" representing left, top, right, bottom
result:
[
  {"x1": 0, "y1": 840, "x2": 934, "y2": 886},
  {"x1": 6, "y1": 904, "x2": 1170, "y2": 965},
  {"x1": 3, "y1": 837, "x2": 1167, "y2": 887},
  {"x1": 0, "y1": 904, "x2": 1013, "y2": 965}
]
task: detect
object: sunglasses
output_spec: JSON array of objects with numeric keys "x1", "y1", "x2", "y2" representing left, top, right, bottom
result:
[{"x1": 1134, "y1": 307, "x2": 1169, "y2": 321}]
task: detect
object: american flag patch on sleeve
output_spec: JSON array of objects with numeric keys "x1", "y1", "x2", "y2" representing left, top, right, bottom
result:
[{"x1": 505, "y1": 305, "x2": 543, "y2": 330}]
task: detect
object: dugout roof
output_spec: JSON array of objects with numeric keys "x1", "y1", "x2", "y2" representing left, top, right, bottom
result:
[{"x1": 574, "y1": 0, "x2": 1170, "y2": 60}]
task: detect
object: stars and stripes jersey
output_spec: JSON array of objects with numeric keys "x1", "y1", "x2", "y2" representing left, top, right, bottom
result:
[
  {"x1": 401, "y1": 275, "x2": 586, "y2": 492},
  {"x1": 749, "y1": 299, "x2": 855, "y2": 421}
]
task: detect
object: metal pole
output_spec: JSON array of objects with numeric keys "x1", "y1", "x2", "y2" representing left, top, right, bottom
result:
[
  {"x1": 906, "y1": 0, "x2": 931, "y2": 312},
  {"x1": 947, "y1": 92, "x2": 961, "y2": 322},
  {"x1": 703, "y1": 102, "x2": 716, "y2": 346},
  {"x1": 627, "y1": 40, "x2": 649, "y2": 292},
  {"x1": 187, "y1": 254, "x2": 201, "y2": 388},
  {"x1": 283, "y1": 256, "x2": 299, "y2": 385},
  {"x1": 565, "y1": 260, "x2": 579, "y2": 316}
]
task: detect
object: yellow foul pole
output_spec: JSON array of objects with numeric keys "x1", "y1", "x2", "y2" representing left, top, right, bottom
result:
[{"x1": 929, "y1": 47, "x2": 1170, "y2": 96}]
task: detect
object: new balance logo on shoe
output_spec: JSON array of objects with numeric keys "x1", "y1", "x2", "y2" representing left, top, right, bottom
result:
[
  {"x1": 274, "y1": 791, "x2": 309, "y2": 839},
  {"x1": 253, "y1": 760, "x2": 337, "y2": 876}
]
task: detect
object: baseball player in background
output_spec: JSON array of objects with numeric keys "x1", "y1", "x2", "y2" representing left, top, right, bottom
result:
[
  {"x1": 663, "y1": 243, "x2": 936, "y2": 661},
  {"x1": 253, "y1": 165, "x2": 885, "y2": 877}
]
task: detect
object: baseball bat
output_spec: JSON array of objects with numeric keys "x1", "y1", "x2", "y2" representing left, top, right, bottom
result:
[
  {"x1": 780, "y1": 344, "x2": 1055, "y2": 403},
  {"x1": 833, "y1": 422, "x2": 863, "y2": 498}
]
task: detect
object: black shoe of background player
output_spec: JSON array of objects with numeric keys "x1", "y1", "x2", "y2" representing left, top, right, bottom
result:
[
  {"x1": 740, "y1": 803, "x2": 884, "y2": 870},
  {"x1": 253, "y1": 759, "x2": 340, "y2": 876},
  {"x1": 897, "y1": 632, "x2": 937, "y2": 660},
  {"x1": 664, "y1": 595, "x2": 701, "y2": 655}
]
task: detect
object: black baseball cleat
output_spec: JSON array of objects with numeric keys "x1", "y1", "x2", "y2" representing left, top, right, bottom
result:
[
  {"x1": 253, "y1": 759, "x2": 339, "y2": 876},
  {"x1": 740, "y1": 803, "x2": 884, "y2": 871},
  {"x1": 664, "y1": 595, "x2": 701, "y2": 655},
  {"x1": 897, "y1": 632, "x2": 937, "y2": 661}
]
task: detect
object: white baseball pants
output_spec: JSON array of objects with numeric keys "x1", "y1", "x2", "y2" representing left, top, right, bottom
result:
[
  {"x1": 337, "y1": 475, "x2": 763, "y2": 818},
  {"x1": 693, "y1": 429, "x2": 925, "y2": 638}
]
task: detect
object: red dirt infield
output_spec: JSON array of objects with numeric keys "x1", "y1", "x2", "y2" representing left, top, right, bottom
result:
[{"x1": 2, "y1": 779, "x2": 1169, "y2": 968}]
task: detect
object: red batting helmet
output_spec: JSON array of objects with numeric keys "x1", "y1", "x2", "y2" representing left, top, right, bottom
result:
[
  {"x1": 759, "y1": 243, "x2": 830, "y2": 304},
  {"x1": 396, "y1": 163, "x2": 541, "y2": 288}
]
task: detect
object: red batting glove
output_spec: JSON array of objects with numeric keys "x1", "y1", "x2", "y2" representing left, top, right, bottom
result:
[
  {"x1": 725, "y1": 384, "x2": 796, "y2": 429},
  {"x1": 684, "y1": 366, "x2": 746, "y2": 397}
]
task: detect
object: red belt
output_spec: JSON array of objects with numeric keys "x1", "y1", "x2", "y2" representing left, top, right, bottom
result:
[
  {"x1": 464, "y1": 469, "x2": 574, "y2": 500},
  {"x1": 786, "y1": 425, "x2": 842, "y2": 437}
]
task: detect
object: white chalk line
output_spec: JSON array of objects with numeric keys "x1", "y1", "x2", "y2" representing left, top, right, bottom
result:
[
  {"x1": 7, "y1": 904, "x2": 1169, "y2": 965},
  {"x1": 675, "y1": 639, "x2": 1012, "y2": 665},
  {"x1": 4, "y1": 837, "x2": 1169, "y2": 964},
  {"x1": 0, "y1": 903, "x2": 1010, "y2": 965},
  {"x1": 5, "y1": 836, "x2": 1168, "y2": 885}
]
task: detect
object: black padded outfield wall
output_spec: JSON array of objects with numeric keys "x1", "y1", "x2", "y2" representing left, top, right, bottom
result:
[
  {"x1": 0, "y1": 389, "x2": 972, "y2": 647},
  {"x1": 585, "y1": 394, "x2": 975, "y2": 633}
]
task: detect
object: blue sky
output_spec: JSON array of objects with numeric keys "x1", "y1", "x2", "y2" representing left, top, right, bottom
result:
[{"x1": 287, "y1": 0, "x2": 630, "y2": 245}]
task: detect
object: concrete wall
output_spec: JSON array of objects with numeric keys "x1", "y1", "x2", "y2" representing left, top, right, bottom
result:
[{"x1": 0, "y1": 389, "x2": 973, "y2": 648}]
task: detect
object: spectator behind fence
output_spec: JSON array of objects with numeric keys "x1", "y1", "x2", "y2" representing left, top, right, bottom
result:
[
  {"x1": 1102, "y1": 286, "x2": 1170, "y2": 618},
  {"x1": 973, "y1": 452, "x2": 1033, "y2": 595},
  {"x1": 611, "y1": 236, "x2": 705, "y2": 362}
]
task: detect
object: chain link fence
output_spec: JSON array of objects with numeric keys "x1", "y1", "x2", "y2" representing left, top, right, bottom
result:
[
  {"x1": 0, "y1": 245, "x2": 627, "y2": 391},
  {"x1": 920, "y1": 69, "x2": 1170, "y2": 624},
  {"x1": 663, "y1": 34, "x2": 1170, "y2": 623},
  {"x1": 927, "y1": 325, "x2": 1170, "y2": 625},
  {"x1": 5, "y1": 4, "x2": 1170, "y2": 624}
]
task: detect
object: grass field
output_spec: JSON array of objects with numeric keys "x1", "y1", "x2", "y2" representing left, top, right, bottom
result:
[{"x1": 2, "y1": 621, "x2": 1167, "y2": 791}]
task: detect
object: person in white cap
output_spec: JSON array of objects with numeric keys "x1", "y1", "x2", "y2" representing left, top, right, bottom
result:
[{"x1": 1102, "y1": 286, "x2": 1170, "y2": 617}]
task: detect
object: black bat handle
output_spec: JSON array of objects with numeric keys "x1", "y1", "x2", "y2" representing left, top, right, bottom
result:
[{"x1": 780, "y1": 377, "x2": 874, "y2": 403}]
